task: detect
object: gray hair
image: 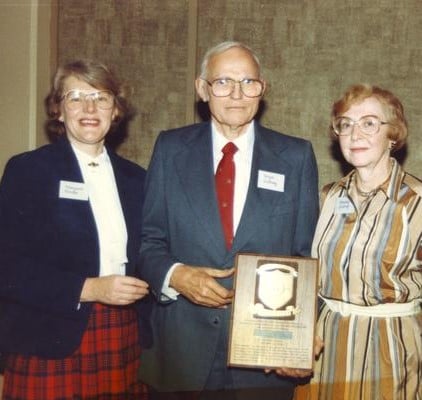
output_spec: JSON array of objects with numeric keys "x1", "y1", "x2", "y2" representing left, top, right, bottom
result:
[{"x1": 199, "y1": 41, "x2": 262, "y2": 79}]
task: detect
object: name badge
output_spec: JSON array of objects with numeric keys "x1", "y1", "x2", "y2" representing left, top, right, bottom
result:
[
  {"x1": 257, "y1": 170, "x2": 285, "y2": 192},
  {"x1": 59, "y1": 180, "x2": 88, "y2": 201},
  {"x1": 335, "y1": 197, "x2": 354, "y2": 214}
]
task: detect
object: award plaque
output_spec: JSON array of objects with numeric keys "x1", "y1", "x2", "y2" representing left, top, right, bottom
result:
[{"x1": 228, "y1": 253, "x2": 318, "y2": 370}]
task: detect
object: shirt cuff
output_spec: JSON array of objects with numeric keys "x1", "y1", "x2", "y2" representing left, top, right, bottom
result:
[{"x1": 160, "y1": 263, "x2": 181, "y2": 301}]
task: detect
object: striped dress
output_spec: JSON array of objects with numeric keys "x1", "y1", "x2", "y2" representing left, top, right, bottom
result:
[{"x1": 309, "y1": 159, "x2": 422, "y2": 400}]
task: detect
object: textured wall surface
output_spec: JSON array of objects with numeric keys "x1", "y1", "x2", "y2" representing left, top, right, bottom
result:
[
  {"x1": 58, "y1": 0, "x2": 191, "y2": 166},
  {"x1": 57, "y1": 0, "x2": 422, "y2": 185}
]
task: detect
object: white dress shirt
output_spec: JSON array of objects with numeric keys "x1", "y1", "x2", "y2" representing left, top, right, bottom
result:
[
  {"x1": 72, "y1": 145, "x2": 128, "y2": 277},
  {"x1": 212, "y1": 121, "x2": 254, "y2": 234}
]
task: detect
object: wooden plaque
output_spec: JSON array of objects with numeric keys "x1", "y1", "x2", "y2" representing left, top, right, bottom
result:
[{"x1": 228, "y1": 253, "x2": 318, "y2": 370}]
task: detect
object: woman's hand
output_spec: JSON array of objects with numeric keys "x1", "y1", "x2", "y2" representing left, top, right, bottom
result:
[
  {"x1": 80, "y1": 275, "x2": 149, "y2": 305},
  {"x1": 264, "y1": 336, "x2": 324, "y2": 377}
]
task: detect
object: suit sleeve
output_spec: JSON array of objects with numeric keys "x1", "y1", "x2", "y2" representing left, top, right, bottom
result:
[
  {"x1": 138, "y1": 133, "x2": 179, "y2": 302},
  {"x1": 292, "y1": 141, "x2": 319, "y2": 256}
]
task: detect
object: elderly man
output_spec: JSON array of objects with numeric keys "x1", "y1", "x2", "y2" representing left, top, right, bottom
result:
[{"x1": 139, "y1": 41, "x2": 319, "y2": 400}]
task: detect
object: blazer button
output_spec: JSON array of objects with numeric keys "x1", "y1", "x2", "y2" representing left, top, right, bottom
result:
[{"x1": 212, "y1": 316, "x2": 220, "y2": 325}]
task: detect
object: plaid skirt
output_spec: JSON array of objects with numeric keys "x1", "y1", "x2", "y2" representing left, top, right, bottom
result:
[{"x1": 3, "y1": 303, "x2": 148, "y2": 400}]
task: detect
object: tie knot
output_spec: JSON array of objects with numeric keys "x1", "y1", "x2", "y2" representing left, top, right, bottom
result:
[{"x1": 222, "y1": 142, "x2": 238, "y2": 156}]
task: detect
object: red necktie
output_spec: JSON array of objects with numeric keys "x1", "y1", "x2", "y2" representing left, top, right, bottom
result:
[{"x1": 215, "y1": 142, "x2": 238, "y2": 249}]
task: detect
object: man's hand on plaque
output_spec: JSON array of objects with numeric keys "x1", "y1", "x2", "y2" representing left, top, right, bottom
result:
[{"x1": 170, "y1": 264, "x2": 234, "y2": 308}]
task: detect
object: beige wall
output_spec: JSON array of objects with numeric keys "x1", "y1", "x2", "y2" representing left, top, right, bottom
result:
[
  {"x1": 0, "y1": 0, "x2": 55, "y2": 390},
  {"x1": 1, "y1": 0, "x2": 421, "y2": 184},
  {"x1": 56, "y1": 0, "x2": 422, "y2": 185},
  {"x1": 0, "y1": 0, "x2": 55, "y2": 175},
  {"x1": 56, "y1": 0, "x2": 195, "y2": 168}
]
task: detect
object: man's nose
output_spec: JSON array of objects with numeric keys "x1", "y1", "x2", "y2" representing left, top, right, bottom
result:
[{"x1": 230, "y1": 81, "x2": 243, "y2": 99}]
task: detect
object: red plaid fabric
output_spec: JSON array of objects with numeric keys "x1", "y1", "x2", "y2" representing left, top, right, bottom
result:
[{"x1": 3, "y1": 303, "x2": 148, "y2": 400}]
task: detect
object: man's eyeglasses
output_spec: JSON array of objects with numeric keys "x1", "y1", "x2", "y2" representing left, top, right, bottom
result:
[
  {"x1": 203, "y1": 78, "x2": 264, "y2": 98},
  {"x1": 61, "y1": 90, "x2": 115, "y2": 110},
  {"x1": 333, "y1": 115, "x2": 389, "y2": 136}
]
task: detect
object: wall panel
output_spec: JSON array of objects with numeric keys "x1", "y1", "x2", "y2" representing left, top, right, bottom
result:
[
  {"x1": 57, "y1": 0, "x2": 191, "y2": 168},
  {"x1": 196, "y1": 0, "x2": 422, "y2": 182},
  {"x1": 57, "y1": 0, "x2": 422, "y2": 184}
]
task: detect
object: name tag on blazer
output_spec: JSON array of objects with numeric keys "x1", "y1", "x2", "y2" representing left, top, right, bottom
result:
[
  {"x1": 59, "y1": 180, "x2": 88, "y2": 201},
  {"x1": 257, "y1": 170, "x2": 285, "y2": 192}
]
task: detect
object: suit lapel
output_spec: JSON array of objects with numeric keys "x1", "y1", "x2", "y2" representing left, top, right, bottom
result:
[
  {"x1": 54, "y1": 136, "x2": 85, "y2": 182},
  {"x1": 174, "y1": 124, "x2": 227, "y2": 255},
  {"x1": 231, "y1": 126, "x2": 291, "y2": 254},
  {"x1": 108, "y1": 151, "x2": 141, "y2": 248},
  {"x1": 108, "y1": 151, "x2": 131, "y2": 229},
  {"x1": 108, "y1": 151, "x2": 141, "y2": 274},
  {"x1": 53, "y1": 137, "x2": 99, "y2": 272}
]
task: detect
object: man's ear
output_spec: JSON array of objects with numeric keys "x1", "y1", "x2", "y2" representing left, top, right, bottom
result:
[
  {"x1": 195, "y1": 78, "x2": 209, "y2": 102},
  {"x1": 260, "y1": 79, "x2": 267, "y2": 97}
]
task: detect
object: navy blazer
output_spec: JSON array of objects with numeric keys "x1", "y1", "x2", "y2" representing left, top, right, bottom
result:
[
  {"x1": 139, "y1": 122, "x2": 319, "y2": 391},
  {"x1": 0, "y1": 136, "x2": 146, "y2": 358}
]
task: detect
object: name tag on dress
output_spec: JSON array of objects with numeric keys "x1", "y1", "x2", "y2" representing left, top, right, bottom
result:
[
  {"x1": 257, "y1": 170, "x2": 285, "y2": 192},
  {"x1": 335, "y1": 197, "x2": 354, "y2": 214},
  {"x1": 59, "y1": 180, "x2": 88, "y2": 201}
]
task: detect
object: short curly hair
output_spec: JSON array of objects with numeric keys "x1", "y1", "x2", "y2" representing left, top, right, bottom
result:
[
  {"x1": 330, "y1": 83, "x2": 408, "y2": 150},
  {"x1": 45, "y1": 60, "x2": 132, "y2": 136}
]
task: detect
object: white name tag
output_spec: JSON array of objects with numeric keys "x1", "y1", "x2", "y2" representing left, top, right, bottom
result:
[
  {"x1": 335, "y1": 197, "x2": 354, "y2": 214},
  {"x1": 59, "y1": 180, "x2": 88, "y2": 201},
  {"x1": 257, "y1": 170, "x2": 285, "y2": 192}
]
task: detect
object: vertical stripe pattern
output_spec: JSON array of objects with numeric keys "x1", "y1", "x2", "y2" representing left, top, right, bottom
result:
[{"x1": 307, "y1": 160, "x2": 422, "y2": 400}]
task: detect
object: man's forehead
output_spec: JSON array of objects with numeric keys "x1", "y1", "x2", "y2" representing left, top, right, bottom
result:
[{"x1": 207, "y1": 48, "x2": 260, "y2": 77}]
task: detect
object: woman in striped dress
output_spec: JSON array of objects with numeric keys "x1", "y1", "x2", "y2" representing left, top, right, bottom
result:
[{"x1": 310, "y1": 84, "x2": 421, "y2": 400}]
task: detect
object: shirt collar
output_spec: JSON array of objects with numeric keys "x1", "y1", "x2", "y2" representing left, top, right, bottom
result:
[
  {"x1": 71, "y1": 144, "x2": 109, "y2": 167},
  {"x1": 334, "y1": 158, "x2": 404, "y2": 201},
  {"x1": 211, "y1": 120, "x2": 255, "y2": 158}
]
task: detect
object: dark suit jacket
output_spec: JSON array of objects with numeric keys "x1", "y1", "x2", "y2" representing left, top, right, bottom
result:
[
  {"x1": 138, "y1": 122, "x2": 319, "y2": 391},
  {"x1": 0, "y1": 136, "x2": 146, "y2": 358}
]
